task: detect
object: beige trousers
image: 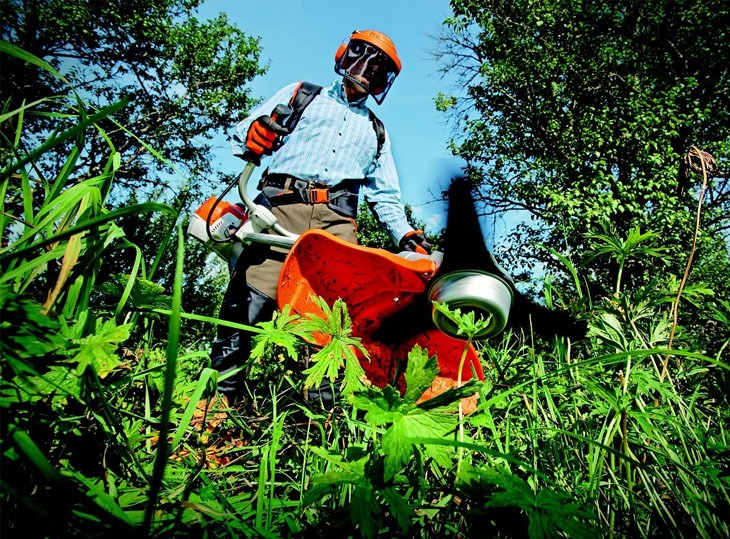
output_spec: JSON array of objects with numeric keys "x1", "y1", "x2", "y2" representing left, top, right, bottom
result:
[{"x1": 245, "y1": 202, "x2": 357, "y2": 299}]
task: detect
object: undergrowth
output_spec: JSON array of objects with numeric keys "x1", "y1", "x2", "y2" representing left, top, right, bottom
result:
[{"x1": 1, "y1": 41, "x2": 729, "y2": 539}]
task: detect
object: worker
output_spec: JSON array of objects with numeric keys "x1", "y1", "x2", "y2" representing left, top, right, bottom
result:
[{"x1": 211, "y1": 29, "x2": 431, "y2": 404}]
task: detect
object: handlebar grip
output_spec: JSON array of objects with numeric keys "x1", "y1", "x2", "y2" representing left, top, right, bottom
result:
[
  {"x1": 240, "y1": 104, "x2": 294, "y2": 165},
  {"x1": 266, "y1": 104, "x2": 293, "y2": 135}
]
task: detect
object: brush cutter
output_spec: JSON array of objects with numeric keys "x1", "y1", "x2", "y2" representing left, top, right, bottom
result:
[{"x1": 188, "y1": 110, "x2": 522, "y2": 406}]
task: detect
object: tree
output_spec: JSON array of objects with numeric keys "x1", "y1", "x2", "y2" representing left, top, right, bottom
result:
[
  {"x1": 435, "y1": 0, "x2": 729, "y2": 301},
  {"x1": 1, "y1": 0, "x2": 265, "y2": 201},
  {"x1": 356, "y1": 202, "x2": 442, "y2": 252},
  {"x1": 1, "y1": 1, "x2": 266, "y2": 346}
]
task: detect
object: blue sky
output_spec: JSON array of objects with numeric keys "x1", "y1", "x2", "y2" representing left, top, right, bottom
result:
[{"x1": 198, "y1": 0, "x2": 464, "y2": 233}]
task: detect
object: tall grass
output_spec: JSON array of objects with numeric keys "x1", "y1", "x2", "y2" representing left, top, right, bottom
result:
[{"x1": 2, "y1": 42, "x2": 729, "y2": 538}]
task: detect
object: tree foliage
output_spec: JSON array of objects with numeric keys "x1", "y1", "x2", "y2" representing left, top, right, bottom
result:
[
  {"x1": 436, "y1": 0, "x2": 729, "y2": 300},
  {"x1": 356, "y1": 202, "x2": 442, "y2": 251},
  {"x1": 2, "y1": 0, "x2": 266, "y2": 333},
  {"x1": 1, "y1": 0, "x2": 265, "y2": 201}
]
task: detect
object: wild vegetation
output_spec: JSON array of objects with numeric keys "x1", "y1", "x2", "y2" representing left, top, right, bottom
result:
[
  {"x1": 2, "y1": 1, "x2": 729, "y2": 537},
  {"x1": 435, "y1": 0, "x2": 730, "y2": 315}
]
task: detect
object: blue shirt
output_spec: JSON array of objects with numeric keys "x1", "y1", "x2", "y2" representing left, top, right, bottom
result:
[{"x1": 231, "y1": 80, "x2": 414, "y2": 244}]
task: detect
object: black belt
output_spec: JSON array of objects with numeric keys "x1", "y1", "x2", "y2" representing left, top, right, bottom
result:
[{"x1": 258, "y1": 174, "x2": 361, "y2": 218}]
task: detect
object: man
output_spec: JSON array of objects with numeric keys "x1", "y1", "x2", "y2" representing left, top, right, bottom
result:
[{"x1": 212, "y1": 29, "x2": 431, "y2": 402}]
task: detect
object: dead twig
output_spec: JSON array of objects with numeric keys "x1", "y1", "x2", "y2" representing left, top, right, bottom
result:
[{"x1": 661, "y1": 147, "x2": 717, "y2": 382}]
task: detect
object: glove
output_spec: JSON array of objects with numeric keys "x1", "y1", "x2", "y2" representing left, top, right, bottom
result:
[
  {"x1": 245, "y1": 115, "x2": 278, "y2": 158},
  {"x1": 399, "y1": 229, "x2": 432, "y2": 255}
]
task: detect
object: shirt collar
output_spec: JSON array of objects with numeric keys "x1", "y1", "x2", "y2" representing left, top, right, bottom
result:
[{"x1": 328, "y1": 79, "x2": 369, "y2": 108}]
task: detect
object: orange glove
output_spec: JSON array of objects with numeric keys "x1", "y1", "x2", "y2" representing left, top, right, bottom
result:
[
  {"x1": 399, "y1": 230, "x2": 432, "y2": 255},
  {"x1": 245, "y1": 116, "x2": 278, "y2": 158}
]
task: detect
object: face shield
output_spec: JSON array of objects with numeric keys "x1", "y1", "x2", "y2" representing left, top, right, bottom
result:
[{"x1": 335, "y1": 40, "x2": 399, "y2": 104}]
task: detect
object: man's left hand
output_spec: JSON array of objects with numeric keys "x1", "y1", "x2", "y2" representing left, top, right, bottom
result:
[{"x1": 399, "y1": 230, "x2": 432, "y2": 255}]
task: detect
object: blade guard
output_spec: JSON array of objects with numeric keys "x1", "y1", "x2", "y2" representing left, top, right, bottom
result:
[{"x1": 277, "y1": 230, "x2": 484, "y2": 403}]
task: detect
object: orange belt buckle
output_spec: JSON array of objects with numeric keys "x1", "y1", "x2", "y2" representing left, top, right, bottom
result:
[{"x1": 309, "y1": 188, "x2": 329, "y2": 203}]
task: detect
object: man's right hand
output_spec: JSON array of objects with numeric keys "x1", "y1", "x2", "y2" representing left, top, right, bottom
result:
[{"x1": 245, "y1": 115, "x2": 278, "y2": 158}]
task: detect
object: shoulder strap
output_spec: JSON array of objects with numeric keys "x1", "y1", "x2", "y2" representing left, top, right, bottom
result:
[
  {"x1": 368, "y1": 110, "x2": 386, "y2": 162},
  {"x1": 287, "y1": 81, "x2": 386, "y2": 161},
  {"x1": 286, "y1": 82, "x2": 322, "y2": 132}
]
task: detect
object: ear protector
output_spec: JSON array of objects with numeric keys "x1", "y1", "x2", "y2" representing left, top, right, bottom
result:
[{"x1": 335, "y1": 42, "x2": 348, "y2": 64}]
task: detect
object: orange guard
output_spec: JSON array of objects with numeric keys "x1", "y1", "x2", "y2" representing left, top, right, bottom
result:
[{"x1": 277, "y1": 230, "x2": 484, "y2": 401}]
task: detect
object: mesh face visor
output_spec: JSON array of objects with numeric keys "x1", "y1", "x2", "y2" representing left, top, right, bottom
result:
[{"x1": 336, "y1": 40, "x2": 398, "y2": 104}]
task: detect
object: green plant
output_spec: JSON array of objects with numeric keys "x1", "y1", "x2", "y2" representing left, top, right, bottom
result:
[
  {"x1": 584, "y1": 225, "x2": 669, "y2": 296},
  {"x1": 2, "y1": 36, "x2": 729, "y2": 539},
  {"x1": 304, "y1": 345, "x2": 479, "y2": 538}
]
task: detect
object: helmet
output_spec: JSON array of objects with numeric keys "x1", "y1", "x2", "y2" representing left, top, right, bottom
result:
[{"x1": 335, "y1": 30, "x2": 401, "y2": 104}]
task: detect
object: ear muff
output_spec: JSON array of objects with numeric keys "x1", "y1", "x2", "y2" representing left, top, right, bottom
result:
[{"x1": 335, "y1": 43, "x2": 347, "y2": 64}]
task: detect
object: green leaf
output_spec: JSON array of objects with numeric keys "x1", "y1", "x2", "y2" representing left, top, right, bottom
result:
[
  {"x1": 70, "y1": 318, "x2": 131, "y2": 378},
  {"x1": 355, "y1": 385, "x2": 457, "y2": 480},
  {"x1": 305, "y1": 446, "x2": 371, "y2": 503},
  {"x1": 380, "y1": 486, "x2": 414, "y2": 534},
  {"x1": 250, "y1": 304, "x2": 305, "y2": 360},
  {"x1": 0, "y1": 286, "x2": 63, "y2": 366},
  {"x1": 352, "y1": 349, "x2": 464, "y2": 479},
  {"x1": 432, "y1": 301, "x2": 494, "y2": 340},
  {"x1": 350, "y1": 483, "x2": 379, "y2": 539},
  {"x1": 381, "y1": 416, "x2": 414, "y2": 479},
  {"x1": 402, "y1": 345, "x2": 439, "y2": 404},
  {"x1": 352, "y1": 385, "x2": 405, "y2": 425},
  {"x1": 12, "y1": 364, "x2": 84, "y2": 406},
  {"x1": 72, "y1": 473, "x2": 135, "y2": 526},
  {"x1": 458, "y1": 465, "x2": 599, "y2": 539},
  {"x1": 300, "y1": 297, "x2": 369, "y2": 395},
  {"x1": 97, "y1": 274, "x2": 172, "y2": 310},
  {"x1": 387, "y1": 409, "x2": 457, "y2": 477}
]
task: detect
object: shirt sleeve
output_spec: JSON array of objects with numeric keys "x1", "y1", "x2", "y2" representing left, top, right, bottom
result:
[
  {"x1": 360, "y1": 128, "x2": 415, "y2": 245},
  {"x1": 230, "y1": 82, "x2": 301, "y2": 158}
]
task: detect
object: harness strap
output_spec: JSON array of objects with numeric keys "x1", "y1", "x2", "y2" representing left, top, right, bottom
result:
[
  {"x1": 258, "y1": 174, "x2": 360, "y2": 218},
  {"x1": 286, "y1": 82, "x2": 322, "y2": 132},
  {"x1": 285, "y1": 82, "x2": 385, "y2": 162}
]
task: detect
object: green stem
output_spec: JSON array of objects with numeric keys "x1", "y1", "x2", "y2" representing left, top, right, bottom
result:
[
  {"x1": 456, "y1": 337, "x2": 472, "y2": 474},
  {"x1": 615, "y1": 260, "x2": 624, "y2": 296},
  {"x1": 142, "y1": 224, "x2": 183, "y2": 534}
]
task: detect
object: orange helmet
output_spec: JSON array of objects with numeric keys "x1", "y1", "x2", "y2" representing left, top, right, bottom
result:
[{"x1": 335, "y1": 30, "x2": 402, "y2": 104}]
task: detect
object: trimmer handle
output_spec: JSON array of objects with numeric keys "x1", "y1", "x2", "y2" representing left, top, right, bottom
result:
[{"x1": 241, "y1": 104, "x2": 293, "y2": 164}]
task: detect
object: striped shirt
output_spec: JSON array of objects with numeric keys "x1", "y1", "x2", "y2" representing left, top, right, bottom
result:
[{"x1": 230, "y1": 80, "x2": 414, "y2": 244}]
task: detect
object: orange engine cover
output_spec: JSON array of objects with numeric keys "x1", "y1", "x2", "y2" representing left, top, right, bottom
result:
[{"x1": 277, "y1": 230, "x2": 483, "y2": 397}]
